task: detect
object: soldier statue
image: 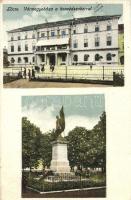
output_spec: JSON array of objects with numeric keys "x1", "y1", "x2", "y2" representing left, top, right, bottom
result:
[{"x1": 54, "y1": 106, "x2": 65, "y2": 140}]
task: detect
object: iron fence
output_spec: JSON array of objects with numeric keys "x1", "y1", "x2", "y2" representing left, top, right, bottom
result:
[{"x1": 23, "y1": 171, "x2": 106, "y2": 192}]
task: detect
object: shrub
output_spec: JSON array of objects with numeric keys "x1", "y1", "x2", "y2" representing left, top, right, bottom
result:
[{"x1": 113, "y1": 72, "x2": 124, "y2": 86}]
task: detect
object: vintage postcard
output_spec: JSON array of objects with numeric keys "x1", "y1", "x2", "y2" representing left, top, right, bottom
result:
[
  {"x1": 2, "y1": 3, "x2": 124, "y2": 88},
  {"x1": 1, "y1": 0, "x2": 131, "y2": 200}
]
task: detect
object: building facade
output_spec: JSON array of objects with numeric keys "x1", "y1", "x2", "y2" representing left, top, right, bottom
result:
[{"x1": 7, "y1": 15, "x2": 121, "y2": 68}]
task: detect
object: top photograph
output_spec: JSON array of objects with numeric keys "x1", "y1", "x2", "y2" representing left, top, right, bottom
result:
[{"x1": 3, "y1": 4, "x2": 124, "y2": 88}]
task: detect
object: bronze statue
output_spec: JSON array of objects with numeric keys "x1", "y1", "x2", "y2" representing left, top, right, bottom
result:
[{"x1": 54, "y1": 106, "x2": 65, "y2": 139}]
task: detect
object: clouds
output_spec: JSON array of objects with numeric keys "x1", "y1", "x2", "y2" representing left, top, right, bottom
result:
[{"x1": 22, "y1": 105, "x2": 99, "y2": 136}]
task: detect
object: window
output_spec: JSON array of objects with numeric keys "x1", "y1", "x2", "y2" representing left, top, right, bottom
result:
[
  {"x1": 24, "y1": 57, "x2": 28, "y2": 63},
  {"x1": 32, "y1": 45, "x2": 35, "y2": 51},
  {"x1": 41, "y1": 32, "x2": 45, "y2": 38},
  {"x1": 18, "y1": 36, "x2": 20, "y2": 40},
  {"x1": 18, "y1": 57, "x2": 21, "y2": 63},
  {"x1": 107, "y1": 36, "x2": 112, "y2": 46},
  {"x1": 84, "y1": 25, "x2": 88, "y2": 33},
  {"x1": 84, "y1": 54, "x2": 89, "y2": 61},
  {"x1": 95, "y1": 54, "x2": 100, "y2": 61},
  {"x1": 73, "y1": 40, "x2": 78, "y2": 48},
  {"x1": 51, "y1": 31, "x2": 55, "y2": 37},
  {"x1": 11, "y1": 45, "x2": 14, "y2": 52},
  {"x1": 95, "y1": 25, "x2": 99, "y2": 32},
  {"x1": 84, "y1": 39, "x2": 88, "y2": 47},
  {"x1": 37, "y1": 46, "x2": 41, "y2": 51},
  {"x1": 11, "y1": 57, "x2": 15, "y2": 63},
  {"x1": 106, "y1": 53, "x2": 112, "y2": 61},
  {"x1": 18, "y1": 45, "x2": 21, "y2": 52},
  {"x1": 32, "y1": 56, "x2": 35, "y2": 63},
  {"x1": 73, "y1": 29, "x2": 76, "y2": 34},
  {"x1": 61, "y1": 30, "x2": 66, "y2": 36},
  {"x1": 73, "y1": 55, "x2": 78, "y2": 62},
  {"x1": 25, "y1": 44, "x2": 28, "y2": 51},
  {"x1": 11, "y1": 36, "x2": 14, "y2": 41},
  {"x1": 107, "y1": 25, "x2": 111, "y2": 31},
  {"x1": 41, "y1": 46, "x2": 44, "y2": 51},
  {"x1": 37, "y1": 32, "x2": 40, "y2": 38},
  {"x1": 95, "y1": 37, "x2": 100, "y2": 47}
]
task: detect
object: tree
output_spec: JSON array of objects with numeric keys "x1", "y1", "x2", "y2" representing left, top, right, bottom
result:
[
  {"x1": 67, "y1": 127, "x2": 91, "y2": 170},
  {"x1": 39, "y1": 133, "x2": 52, "y2": 169},
  {"x1": 91, "y1": 112, "x2": 106, "y2": 172},
  {"x1": 22, "y1": 117, "x2": 42, "y2": 170},
  {"x1": 67, "y1": 112, "x2": 106, "y2": 172}
]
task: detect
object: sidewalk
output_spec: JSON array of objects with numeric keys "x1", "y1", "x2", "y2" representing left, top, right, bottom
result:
[{"x1": 3, "y1": 79, "x2": 110, "y2": 88}]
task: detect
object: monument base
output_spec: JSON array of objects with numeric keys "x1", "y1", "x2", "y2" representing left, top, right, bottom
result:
[{"x1": 50, "y1": 138, "x2": 70, "y2": 173}]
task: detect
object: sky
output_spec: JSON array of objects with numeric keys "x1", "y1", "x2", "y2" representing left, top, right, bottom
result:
[
  {"x1": 22, "y1": 94, "x2": 105, "y2": 135},
  {"x1": 2, "y1": 4, "x2": 123, "y2": 48}
]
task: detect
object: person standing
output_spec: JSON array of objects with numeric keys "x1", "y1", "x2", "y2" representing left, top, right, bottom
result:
[
  {"x1": 28, "y1": 69, "x2": 31, "y2": 80},
  {"x1": 23, "y1": 67, "x2": 26, "y2": 79}
]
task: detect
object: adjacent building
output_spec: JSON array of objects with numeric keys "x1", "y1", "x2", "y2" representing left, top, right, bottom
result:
[{"x1": 7, "y1": 15, "x2": 122, "y2": 68}]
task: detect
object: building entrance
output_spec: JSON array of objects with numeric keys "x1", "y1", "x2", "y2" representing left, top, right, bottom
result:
[{"x1": 49, "y1": 54, "x2": 55, "y2": 66}]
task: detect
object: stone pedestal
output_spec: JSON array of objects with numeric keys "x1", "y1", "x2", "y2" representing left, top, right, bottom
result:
[{"x1": 50, "y1": 138, "x2": 70, "y2": 173}]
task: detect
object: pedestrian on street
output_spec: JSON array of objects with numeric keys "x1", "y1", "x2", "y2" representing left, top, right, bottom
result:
[{"x1": 28, "y1": 69, "x2": 31, "y2": 80}]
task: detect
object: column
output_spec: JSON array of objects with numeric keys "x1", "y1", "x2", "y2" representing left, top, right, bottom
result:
[
  {"x1": 45, "y1": 54, "x2": 47, "y2": 65},
  {"x1": 66, "y1": 53, "x2": 69, "y2": 66},
  {"x1": 55, "y1": 53, "x2": 58, "y2": 66}
]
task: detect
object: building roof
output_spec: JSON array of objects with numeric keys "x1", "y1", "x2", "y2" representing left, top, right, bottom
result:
[{"x1": 8, "y1": 15, "x2": 121, "y2": 33}]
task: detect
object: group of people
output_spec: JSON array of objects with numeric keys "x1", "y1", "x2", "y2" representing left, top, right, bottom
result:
[{"x1": 23, "y1": 68, "x2": 35, "y2": 80}]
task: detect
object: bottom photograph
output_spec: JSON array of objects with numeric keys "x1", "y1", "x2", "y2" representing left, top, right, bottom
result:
[{"x1": 22, "y1": 94, "x2": 106, "y2": 198}]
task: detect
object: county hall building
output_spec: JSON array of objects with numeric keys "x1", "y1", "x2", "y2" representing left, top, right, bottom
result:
[{"x1": 7, "y1": 15, "x2": 122, "y2": 68}]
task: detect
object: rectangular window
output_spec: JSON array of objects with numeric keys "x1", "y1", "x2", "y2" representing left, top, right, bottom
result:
[
  {"x1": 25, "y1": 44, "x2": 28, "y2": 51},
  {"x1": 73, "y1": 40, "x2": 78, "y2": 48},
  {"x1": 95, "y1": 37, "x2": 100, "y2": 47},
  {"x1": 73, "y1": 29, "x2": 76, "y2": 34},
  {"x1": 84, "y1": 28, "x2": 88, "y2": 33},
  {"x1": 41, "y1": 46, "x2": 44, "y2": 51},
  {"x1": 24, "y1": 57, "x2": 28, "y2": 63},
  {"x1": 18, "y1": 36, "x2": 20, "y2": 40},
  {"x1": 11, "y1": 45, "x2": 14, "y2": 52},
  {"x1": 11, "y1": 36, "x2": 14, "y2": 41},
  {"x1": 32, "y1": 45, "x2": 35, "y2": 51},
  {"x1": 107, "y1": 36, "x2": 112, "y2": 46},
  {"x1": 107, "y1": 25, "x2": 111, "y2": 31},
  {"x1": 18, "y1": 57, "x2": 21, "y2": 63},
  {"x1": 18, "y1": 45, "x2": 21, "y2": 52},
  {"x1": 84, "y1": 39, "x2": 88, "y2": 47},
  {"x1": 41, "y1": 32, "x2": 45, "y2": 38},
  {"x1": 37, "y1": 32, "x2": 40, "y2": 38},
  {"x1": 95, "y1": 25, "x2": 99, "y2": 32},
  {"x1": 37, "y1": 46, "x2": 40, "y2": 51},
  {"x1": 61, "y1": 30, "x2": 66, "y2": 36},
  {"x1": 32, "y1": 56, "x2": 35, "y2": 63},
  {"x1": 51, "y1": 31, "x2": 55, "y2": 37}
]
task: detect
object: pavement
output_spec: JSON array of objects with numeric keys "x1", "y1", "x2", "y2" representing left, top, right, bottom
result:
[
  {"x1": 22, "y1": 188, "x2": 106, "y2": 198},
  {"x1": 4, "y1": 79, "x2": 110, "y2": 88}
]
